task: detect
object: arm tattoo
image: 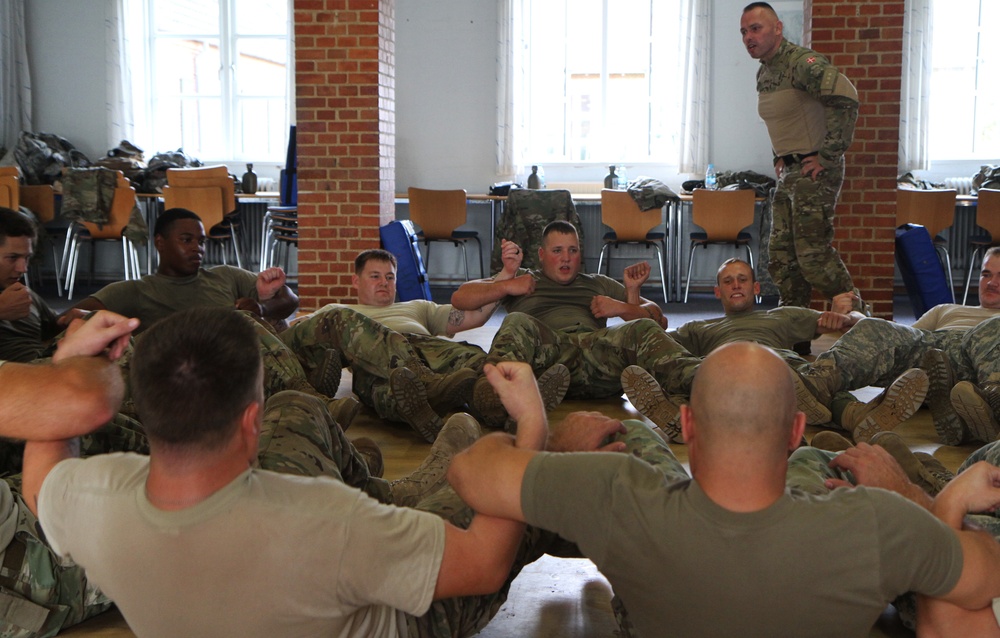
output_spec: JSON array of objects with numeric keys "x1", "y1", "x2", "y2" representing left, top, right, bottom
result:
[{"x1": 448, "y1": 308, "x2": 465, "y2": 327}]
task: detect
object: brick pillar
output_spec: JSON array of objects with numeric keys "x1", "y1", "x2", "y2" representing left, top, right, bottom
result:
[
  {"x1": 804, "y1": 0, "x2": 903, "y2": 318},
  {"x1": 293, "y1": 0, "x2": 396, "y2": 309}
]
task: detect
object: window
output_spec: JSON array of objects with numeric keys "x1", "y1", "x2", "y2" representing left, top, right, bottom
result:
[
  {"x1": 929, "y1": 0, "x2": 1000, "y2": 160},
  {"x1": 513, "y1": 0, "x2": 683, "y2": 166},
  {"x1": 128, "y1": 0, "x2": 291, "y2": 162}
]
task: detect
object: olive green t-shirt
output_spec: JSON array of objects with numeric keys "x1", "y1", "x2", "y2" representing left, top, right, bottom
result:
[{"x1": 502, "y1": 269, "x2": 626, "y2": 332}]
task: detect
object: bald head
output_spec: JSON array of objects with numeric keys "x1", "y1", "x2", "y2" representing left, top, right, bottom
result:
[{"x1": 689, "y1": 342, "x2": 797, "y2": 452}]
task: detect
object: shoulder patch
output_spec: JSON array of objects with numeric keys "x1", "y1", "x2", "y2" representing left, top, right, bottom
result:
[{"x1": 819, "y1": 66, "x2": 838, "y2": 94}]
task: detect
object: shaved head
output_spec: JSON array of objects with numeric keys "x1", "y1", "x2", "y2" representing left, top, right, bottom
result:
[{"x1": 689, "y1": 342, "x2": 797, "y2": 454}]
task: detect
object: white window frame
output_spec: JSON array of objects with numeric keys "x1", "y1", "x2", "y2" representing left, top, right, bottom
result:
[
  {"x1": 511, "y1": 0, "x2": 684, "y2": 175},
  {"x1": 126, "y1": 0, "x2": 294, "y2": 166}
]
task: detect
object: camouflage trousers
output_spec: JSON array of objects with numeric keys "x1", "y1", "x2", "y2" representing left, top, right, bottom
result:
[
  {"x1": 257, "y1": 390, "x2": 392, "y2": 503},
  {"x1": 0, "y1": 414, "x2": 148, "y2": 638},
  {"x1": 788, "y1": 444, "x2": 1000, "y2": 540},
  {"x1": 411, "y1": 419, "x2": 676, "y2": 638},
  {"x1": 358, "y1": 334, "x2": 486, "y2": 422},
  {"x1": 487, "y1": 313, "x2": 690, "y2": 400},
  {"x1": 810, "y1": 317, "x2": 975, "y2": 392},
  {"x1": 770, "y1": 157, "x2": 855, "y2": 307}
]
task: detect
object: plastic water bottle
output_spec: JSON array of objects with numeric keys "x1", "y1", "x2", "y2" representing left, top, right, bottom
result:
[
  {"x1": 617, "y1": 165, "x2": 628, "y2": 190},
  {"x1": 705, "y1": 163, "x2": 717, "y2": 190}
]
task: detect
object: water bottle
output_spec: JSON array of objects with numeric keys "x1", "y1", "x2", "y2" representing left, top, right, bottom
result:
[
  {"x1": 705, "y1": 163, "x2": 717, "y2": 190},
  {"x1": 617, "y1": 165, "x2": 628, "y2": 190}
]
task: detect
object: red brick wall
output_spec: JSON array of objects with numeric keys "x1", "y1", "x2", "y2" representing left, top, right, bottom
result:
[
  {"x1": 805, "y1": 0, "x2": 904, "y2": 318},
  {"x1": 293, "y1": 0, "x2": 395, "y2": 309}
]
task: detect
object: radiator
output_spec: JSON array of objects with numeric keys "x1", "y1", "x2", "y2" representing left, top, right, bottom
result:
[{"x1": 943, "y1": 176, "x2": 974, "y2": 195}]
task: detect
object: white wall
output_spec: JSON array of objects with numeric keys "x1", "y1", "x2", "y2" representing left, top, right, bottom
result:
[
  {"x1": 24, "y1": 0, "x2": 775, "y2": 191},
  {"x1": 25, "y1": 0, "x2": 110, "y2": 161}
]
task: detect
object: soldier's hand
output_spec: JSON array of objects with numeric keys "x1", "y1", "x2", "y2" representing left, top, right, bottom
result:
[
  {"x1": 485, "y1": 361, "x2": 544, "y2": 428},
  {"x1": 55, "y1": 310, "x2": 138, "y2": 362},
  {"x1": 801, "y1": 155, "x2": 824, "y2": 180},
  {"x1": 817, "y1": 311, "x2": 851, "y2": 332},
  {"x1": 235, "y1": 297, "x2": 264, "y2": 317},
  {"x1": 0, "y1": 282, "x2": 32, "y2": 321},
  {"x1": 830, "y1": 291, "x2": 857, "y2": 315},
  {"x1": 500, "y1": 239, "x2": 523, "y2": 275},
  {"x1": 590, "y1": 295, "x2": 624, "y2": 319},
  {"x1": 548, "y1": 411, "x2": 627, "y2": 453},
  {"x1": 256, "y1": 267, "x2": 287, "y2": 300},
  {"x1": 503, "y1": 273, "x2": 536, "y2": 297},
  {"x1": 623, "y1": 262, "x2": 651, "y2": 288}
]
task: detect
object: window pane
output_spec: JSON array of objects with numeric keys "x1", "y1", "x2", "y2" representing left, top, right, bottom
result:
[
  {"x1": 236, "y1": 0, "x2": 288, "y2": 35},
  {"x1": 235, "y1": 38, "x2": 288, "y2": 96},
  {"x1": 154, "y1": 39, "x2": 222, "y2": 97},
  {"x1": 153, "y1": 0, "x2": 219, "y2": 35},
  {"x1": 237, "y1": 98, "x2": 287, "y2": 158}
]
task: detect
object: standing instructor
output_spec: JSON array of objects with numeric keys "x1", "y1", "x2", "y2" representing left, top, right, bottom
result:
[{"x1": 740, "y1": 2, "x2": 864, "y2": 312}]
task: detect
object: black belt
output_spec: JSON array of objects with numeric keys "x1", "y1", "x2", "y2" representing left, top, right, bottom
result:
[{"x1": 777, "y1": 151, "x2": 817, "y2": 166}]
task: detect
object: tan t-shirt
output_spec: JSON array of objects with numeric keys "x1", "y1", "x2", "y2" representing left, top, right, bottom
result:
[
  {"x1": 912, "y1": 303, "x2": 1000, "y2": 331},
  {"x1": 40, "y1": 454, "x2": 445, "y2": 638},
  {"x1": 325, "y1": 300, "x2": 452, "y2": 337}
]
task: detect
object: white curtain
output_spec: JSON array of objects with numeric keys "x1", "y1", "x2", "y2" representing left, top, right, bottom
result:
[
  {"x1": 677, "y1": 0, "x2": 709, "y2": 174},
  {"x1": 0, "y1": 0, "x2": 31, "y2": 152},
  {"x1": 898, "y1": 0, "x2": 931, "y2": 172},
  {"x1": 106, "y1": 0, "x2": 135, "y2": 150},
  {"x1": 495, "y1": 0, "x2": 515, "y2": 179}
]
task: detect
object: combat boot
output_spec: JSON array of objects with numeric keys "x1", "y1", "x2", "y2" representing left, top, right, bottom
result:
[
  {"x1": 950, "y1": 381, "x2": 1000, "y2": 443},
  {"x1": 795, "y1": 359, "x2": 840, "y2": 407},
  {"x1": 621, "y1": 365, "x2": 681, "y2": 442},
  {"x1": 422, "y1": 367, "x2": 479, "y2": 413},
  {"x1": 502, "y1": 363, "x2": 571, "y2": 433},
  {"x1": 809, "y1": 430, "x2": 854, "y2": 452},
  {"x1": 352, "y1": 436, "x2": 384, "y2": 478},
  {"x1": 391, "y1": 413, "x2": 482, "y2": 507},
  {"x1": 842, "y1": 368, "x2": 928, "y2": 444},
  {"x1": 791, "y1": 374, "x2": 832, "y2": 426},
  {"x1": 869, "y1": 431, "x2": 945, "y2": 496},
  {"x1": 912, "y1": 452, "x2": 954, "y2": 496},
  {"x1": 921, "y1": 349, "x2": 967, "y2": 446},
  {"x1": 308, "y1": 348, "x2": 343, "y2": 398},
  {"x1": 327, "y1": 396, "x2": 362, "y2": 431},
  {"x1": 388, "y1": 367, "x2": 445, "y2": 443}
]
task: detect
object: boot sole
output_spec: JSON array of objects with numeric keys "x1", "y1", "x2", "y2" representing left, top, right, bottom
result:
[
  {"x1": 921, "y1": 349, "x2": 966, "y2": 446},
  {"x1": 389, "y1": 368, "x2": 444, "y2": 443},
  {"x1": 791, "y1": 374, "x2": 832, "y2": 426},
  {"x1": 951, "y1": 381, "x2": 1000, "y2": 444},
  {"x1": 621, "y1": 365, "x2": 681, "y2": 441},
  {"x1": 853, "y1": 368, "x2": 928, "y2": 444}
]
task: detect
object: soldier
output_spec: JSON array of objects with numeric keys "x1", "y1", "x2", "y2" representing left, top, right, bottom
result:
[
  {"x1": 20, "y1": 307, "x2": 621, "y2": 638},
  {"x1": 70, "y1": 208, "x2": 476, "y2": 441},
  {"x1": 308, "y1": 248, "x2": 570, "y2": 439},
  {"x1": 451, "y1": 220, "x2": 673, "y2": 429},
  {"x1": 740, "y1": 2, "x2": 864, "y2": 312},
  {"x1": 0, "y1": 207, "x2": 64, "y2": 362},
  {"x1": 2, "y1": 309, "x2": 481, "y2": 636}
]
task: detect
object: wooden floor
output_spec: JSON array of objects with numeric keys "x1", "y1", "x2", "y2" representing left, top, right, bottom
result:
[{"x1": 62, "y1": 321, "x2": 981, "y2": 637}]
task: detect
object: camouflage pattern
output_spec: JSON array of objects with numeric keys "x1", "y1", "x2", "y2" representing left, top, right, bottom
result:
[
  {"x1": 360, "y1": 334, "x2": 485, "y2": 421},
  {"x1": 60, "y1": 167, "x2": 148, "y2": 245},
  {"x1": 487, "y1": 312, "x2": 691, "y2": 400},
  {"x1": 490, "y1": 189, "x2": 583, "y2": 275},
  {"x1": 256, "y1": 390, "x2": 391, "y2": 504},
  {"x1": 0, "y1": 415, "x2": 147, "y2": 638},
  {"x1": 960, "y1": 315, "x2": 1000, "y2": 386},
  {"x1": 408, "y1": 419, "x2": 673, "y2": 638},
  {"x1": 769, "y1": 158, "x2": 856, "y2": 307},
  {"x1": 956, "y1": 440, "x2": 1000, "y2": 539},
  {"x1": 806, "y1": 317, "x2": 972, "y2": 399},
  {"x1": 11, "y1": 132, "x2": 90, "y2": 186},
  {"x1": 757, "y1": 39, "x2": 859, "y2": 308}
]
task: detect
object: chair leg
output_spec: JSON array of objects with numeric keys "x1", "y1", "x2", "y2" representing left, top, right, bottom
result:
[
  {"x1": 66, "y1": 235, "x2": 83, "y2": 300},
  {"x1": 457, "y1": 240, "x2": 470, "y2": 281},
  {"x1": 597, "y1": 244, "x2": 610, "y2": 275},
  {"x1": 745, "y1": 245, "x2": 761, "y2": 303},
  {"x1": 935, "y1": 245, "x2": 956, "y2": 303},
  {"x1": 229, "y1": 226, "x2": 244, "y2": 269},
  {"x1": 652, "y1": 244, "x2": 668, "y2": 303},
  {"x1": 963, "y1": 247, "x2": 982, "y2": 305},
  {"x1": 472, "y1": 236, "x2": 484, "y2": 278},
  {"x1": 683, "y1": 243, "x2": 698, "y2": 303}
]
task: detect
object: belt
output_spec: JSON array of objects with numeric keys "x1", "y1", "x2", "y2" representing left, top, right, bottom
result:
[{"x1": 776, "y1": 151, "x2": 817, "y2": 166}]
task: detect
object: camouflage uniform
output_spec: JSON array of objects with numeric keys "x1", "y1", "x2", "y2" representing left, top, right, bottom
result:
[
  {"x1": 412, "y1": 418, "x2": 676, "y2": 638},
  {"x1": 756, "y1": 39, "x2": 859, "y2": 308},
  {"x1": 0, "y1": 415, "x2": 148, "y2": 638},
  {"x1": 277, "y1": 306, "x2": 447, "y2": 419},
  {"x1": 488, "y1": 312, "x2": 689, "y2": 399}
]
